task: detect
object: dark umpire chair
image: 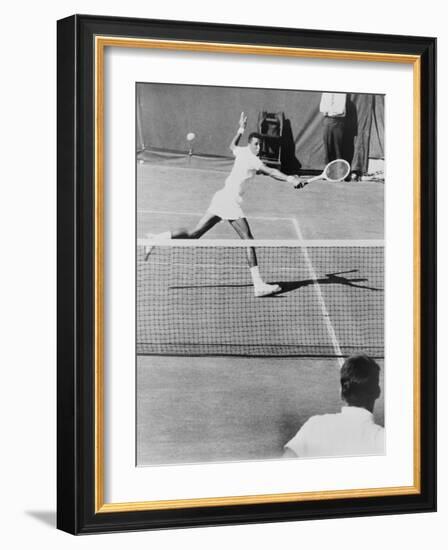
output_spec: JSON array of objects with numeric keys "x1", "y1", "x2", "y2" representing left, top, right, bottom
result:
[{"x1": 257, "y1": 111, "x2": 285, "y2": 168}]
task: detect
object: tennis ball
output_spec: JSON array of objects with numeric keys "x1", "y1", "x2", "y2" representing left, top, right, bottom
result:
[{"x1": 186, "y1": 132, "x2": 196, "y2": 141}]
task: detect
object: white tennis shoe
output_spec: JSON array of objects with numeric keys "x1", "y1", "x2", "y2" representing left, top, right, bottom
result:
[{"x1": 254, "y1": 283, "x2": 281, "y2": 297}]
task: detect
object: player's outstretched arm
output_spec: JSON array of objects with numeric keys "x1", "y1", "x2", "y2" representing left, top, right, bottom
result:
[
  {"x1": 229, "y1": 111, "x2": 247, "y2": 154},
  {"x1": 259, "y1": 164, "x2": 301, "y2": 187}
]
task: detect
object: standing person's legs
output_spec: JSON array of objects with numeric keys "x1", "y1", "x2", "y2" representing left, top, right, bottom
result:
[
  {"x1": 322, "y1": 117, "x2": 333, "y2": 164},
  {"x1": 323, "y1": 117, "x2": 345, "y2": 162},
  {"x1": 332, "y1": 119, "x2": 345, "y2": 160}
]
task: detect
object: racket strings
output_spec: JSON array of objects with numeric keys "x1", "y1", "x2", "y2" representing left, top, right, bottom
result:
[{"x1": 325, "y1": 159, "x2": 350, "y2": 182}]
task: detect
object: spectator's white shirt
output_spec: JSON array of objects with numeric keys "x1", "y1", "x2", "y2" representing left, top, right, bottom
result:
[
  {"x1": 319, "y1": 93, "x2": 347, "y2": 117},
  {"x1": 223, "y1": 146, "x2": 263, "y2": 201},
  {"x1": 284, "y1": 406, "x2": 384, "y2": 458}
]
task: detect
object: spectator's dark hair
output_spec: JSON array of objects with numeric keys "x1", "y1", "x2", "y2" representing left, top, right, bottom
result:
[
  {"x1": 248, "y1": 132, "x2": 263, "y2": 143},
  {"x1": 340, "y1": 354, "x2": 381, "y2": 407}
]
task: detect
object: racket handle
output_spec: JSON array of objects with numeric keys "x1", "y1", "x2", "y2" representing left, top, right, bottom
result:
[{"x1": 305, "y1": 174, "x2": 323, "y2": 184}]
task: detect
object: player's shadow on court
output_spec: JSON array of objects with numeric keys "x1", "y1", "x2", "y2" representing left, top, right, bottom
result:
[
  {"x1": 170, "y1": 270, "x2": 382, "y2": 295},
  {"x1": 273, "y1": 269, "x2": 383, "y2": 297}
]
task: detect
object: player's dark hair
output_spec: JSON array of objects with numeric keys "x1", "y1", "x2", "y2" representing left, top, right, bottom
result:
[
  {"x1": 248, "y1": 132, "x2": 263, "y2": 143},
  {"x1": 340, "y1": 354, "x2": 380, "y2": 407}
]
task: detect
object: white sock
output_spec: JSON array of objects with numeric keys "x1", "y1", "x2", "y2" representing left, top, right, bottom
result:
[{"x1": 250, "y1": 266, "x2": 264, "y2": 287}]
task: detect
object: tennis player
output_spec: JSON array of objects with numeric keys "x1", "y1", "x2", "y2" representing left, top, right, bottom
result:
[{"x1": 146, "y1": 112, "x2": 300, "y2": 297}]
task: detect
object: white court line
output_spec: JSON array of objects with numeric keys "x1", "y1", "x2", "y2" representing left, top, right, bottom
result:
[
  {"x1": 138, "y1": 210, "x2": 384, "y2": 246},
  {"x1": 289, "y1": 216, "x2": 345, "y2": 368},
  {"x1": 140, "y1": 261, "x2": 304, "y2": 270},
  {"x1": 137, "y1": 209, "x2": 296, "y2": 223},
  {"x1": 139, "y1": 160, "x2": 230, "y2": 175},
  {"x1": 137, "y1": 238, "x2": 384, "y2": 247}
]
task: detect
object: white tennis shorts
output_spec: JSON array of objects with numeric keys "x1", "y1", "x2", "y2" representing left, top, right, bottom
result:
[{"x1": 207, "y1": 189, "x2": 245, "y2": 220}]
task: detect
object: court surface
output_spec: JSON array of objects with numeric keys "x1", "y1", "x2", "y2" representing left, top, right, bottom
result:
[
  {"x1": 137, "y1": 356, "x2": 384, "y2": 465},
  {"x1": 136, "y1": 160, "x2": 385, "y2": 466},
  {"x1": 137, "y1": 162, "x2": 384, "y2": 240}
]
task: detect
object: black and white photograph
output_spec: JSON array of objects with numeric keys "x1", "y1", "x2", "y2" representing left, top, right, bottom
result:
[{"x1": 136, "y1": 83, "x2": 385, "y2": 466}]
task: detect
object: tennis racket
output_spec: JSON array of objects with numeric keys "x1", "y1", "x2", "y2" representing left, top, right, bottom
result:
[{"x1": 294, "y1": 159, "x2": 351, "y2": 189}]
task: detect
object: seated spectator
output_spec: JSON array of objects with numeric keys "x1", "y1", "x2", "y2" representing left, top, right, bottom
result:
[{"x1": 283, "y1": 354, "x2": 384, "y2": 458}]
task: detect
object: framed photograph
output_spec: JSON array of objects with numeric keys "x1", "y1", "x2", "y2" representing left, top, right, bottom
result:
[{"x1": 57, "y1": 14, "x2": 436, "y2": 534}]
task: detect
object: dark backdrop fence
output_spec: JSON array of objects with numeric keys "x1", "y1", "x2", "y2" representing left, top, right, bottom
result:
[{"x1": 137, "y1": 83, "x2": 384, "y2": 172}]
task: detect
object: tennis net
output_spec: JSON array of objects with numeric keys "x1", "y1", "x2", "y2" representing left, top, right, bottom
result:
[{"x1": 136, "y1": 240, "x2": 384, "y2": 358}]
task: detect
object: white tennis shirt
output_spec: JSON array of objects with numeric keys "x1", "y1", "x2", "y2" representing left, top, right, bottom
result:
[
  {"x1": 223, "y1": 146, "x2": 263, "y2": 201},
  {"x1": 284, "y1": 406, "x2": 385, "y2": 458}
]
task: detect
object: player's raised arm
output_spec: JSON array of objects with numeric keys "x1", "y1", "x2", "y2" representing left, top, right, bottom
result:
[
  {"x1": 259, "y1": 163, "x2": 301, "y2": 187},
  {"x1": 229, "y1": 111, "x2": 248, "y2": 154}
]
